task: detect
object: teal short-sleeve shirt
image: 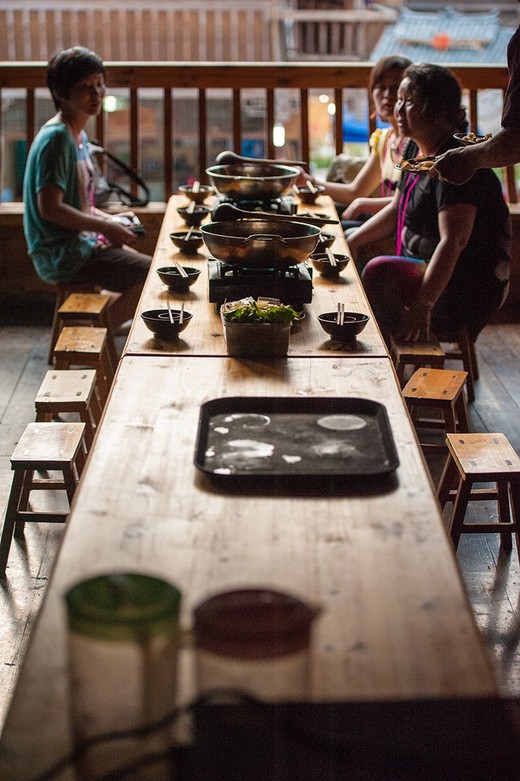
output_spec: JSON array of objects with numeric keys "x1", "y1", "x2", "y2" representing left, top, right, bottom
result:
[{"x1": 23, "y1": 121, "x2": 97, "y2": 283}]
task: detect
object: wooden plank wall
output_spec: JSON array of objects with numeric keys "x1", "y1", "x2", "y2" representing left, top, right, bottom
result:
[{"x1": 0, "y1": 1, "x2": 276, "y2": 62}]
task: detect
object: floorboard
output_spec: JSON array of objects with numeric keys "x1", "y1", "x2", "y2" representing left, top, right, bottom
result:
[{"x1": 0, "y1": 319, "x2": 519, "y2": 732}]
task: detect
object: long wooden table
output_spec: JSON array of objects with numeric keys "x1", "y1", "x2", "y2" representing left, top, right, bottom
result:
[
  {"x1": 0, "y1": 355, "x2": 500, "y2": 778},
  {"x1": 124, "y1": 194, "x2": 388, "y2": 357},
  {"x1": 0, "y1": 192, "x2": 508, "y2": 778}
]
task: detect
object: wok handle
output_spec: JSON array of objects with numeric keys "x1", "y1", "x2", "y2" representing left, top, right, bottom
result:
[{"x1": 244, "y1": 234, "x2": 289, "y2": 246}]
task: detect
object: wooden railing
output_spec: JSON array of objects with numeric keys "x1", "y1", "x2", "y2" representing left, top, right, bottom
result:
[{"x1": 0, "y1": 61, "x2": 513, "y2": 203}]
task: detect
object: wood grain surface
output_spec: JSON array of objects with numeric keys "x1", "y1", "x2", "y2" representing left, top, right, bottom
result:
[{"x1": 0, "y1": 355, "x2": 497, "y2": 779}]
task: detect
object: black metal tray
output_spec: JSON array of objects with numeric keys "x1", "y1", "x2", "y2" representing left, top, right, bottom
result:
[{"x1": 194, "y1": 397, "x2": 399, "y2": 484}]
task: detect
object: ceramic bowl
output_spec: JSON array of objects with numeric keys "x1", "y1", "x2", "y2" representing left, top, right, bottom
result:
[
  {"x1": 310, "y1": 253, "x2": 350, "y2": 277},
  {"x1": 313, "y1": 232, "x2": 336, "y2": 252},
  {"x1": 176, "y1": 205, "x2": 212, "y2": 227},
  {"x1": 169, "y1": 230, "x2": 204, "y2": 254},
  {"x1": 156, "y1": 266, "x2": 201, "y2": 293},
  {"x1": 141, "y1": 308, "x2": 193, "y2": 340},
  {"x1": 178, "y1": 184, "x2": 214, "y2": 204},
  {"x1": 297, "y1": 184, "x2": 325, "y2": 204},
  {"x1": 317, "y1": 311, "x2": 369, "y2": 341}
]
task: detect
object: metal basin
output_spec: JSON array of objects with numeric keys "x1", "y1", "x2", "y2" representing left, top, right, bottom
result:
[
  {"x1": 205, "y1": 163, "x2": 300, "y2": 201},
  {"x1": 200, "y1": 219, "x2": 320, "y2": 269}
]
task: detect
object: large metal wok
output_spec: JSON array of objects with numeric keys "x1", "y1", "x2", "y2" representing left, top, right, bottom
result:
[
  {"x1": 200, "y1": 219, "x2": 320, "y2": 269},
  {"x1": 205, "y1": 163, "x2": 300, "y2": 201}
]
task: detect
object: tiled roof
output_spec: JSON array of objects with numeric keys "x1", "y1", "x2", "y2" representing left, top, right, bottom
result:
[{"x1": 370, "y1": 7, "x2": 515, "y2": 64}]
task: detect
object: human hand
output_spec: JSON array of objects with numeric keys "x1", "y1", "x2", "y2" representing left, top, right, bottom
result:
[
  {"x1": 101, "y1": 218, "x2": 138, "y2": 247},
  {"x1": 398, "y1": 299, "x2": 432, "y2": 342},
  {"x1": 428, "y1": 147, "x2": 475, "y2": 185},
  {"x1": 296, "y1": 167, "x2": 313, "y2": 187}
]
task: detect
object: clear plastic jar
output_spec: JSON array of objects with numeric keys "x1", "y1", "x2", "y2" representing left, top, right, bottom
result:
[{"x1": 65, "y1": 573, "x2": 181, "y2": 780}]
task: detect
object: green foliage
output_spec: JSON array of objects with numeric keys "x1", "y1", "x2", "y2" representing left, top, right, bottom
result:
[{"x1": 222, "y1": 300, "x2": 298, "y2": 324}]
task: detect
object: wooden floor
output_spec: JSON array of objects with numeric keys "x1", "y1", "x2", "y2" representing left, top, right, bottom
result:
[{"x1": 1, "y1": 301, "x2": 520, "y2": 732}]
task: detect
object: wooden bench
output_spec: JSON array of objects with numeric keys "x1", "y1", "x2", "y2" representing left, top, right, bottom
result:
[
  {"x1": 34, "y1": 369, "x2": 102, "y2": 451},
  {"x1": 390, "y1": 337, "x2": 445, "y2": 385},
  {"x1": 402, "y1": 368, "x2": 470, "y2": 448},
  {"x1": 0, "y1": 202, "x2": 165, "y2": 298},
  {"x1": 0, "y1": 421, "x2": 86, "y2": 577},
  {"x1": 437, "y1": 432, "x2": 520, "y2": 559}
]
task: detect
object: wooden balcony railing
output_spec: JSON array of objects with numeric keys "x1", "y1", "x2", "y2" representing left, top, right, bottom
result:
[{"x1": 0, "y1": 61, "x2": 513, "y2": 203}]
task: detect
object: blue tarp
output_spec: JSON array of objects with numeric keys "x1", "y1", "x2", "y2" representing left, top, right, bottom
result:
[{"x1": 343, "y1": 109, "x2": 389, "y2": 144}]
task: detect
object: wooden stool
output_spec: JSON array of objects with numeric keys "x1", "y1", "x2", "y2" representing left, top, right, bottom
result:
[
  {"x1": 35, "y1": 369, "x2": 102, "y2": 451},
  {"x1": 390, "y1": 337, "x2": 446, "y2": 385},
  {"x1": 55, "y1": 292, "x2": 118, "y2": 370},
  {"x1": 402, "y1": 368, "x2": 470, "y2": 446},
  {"x1": 53, "y1": 326, "x2": 114, "y2": 405},
  {"x1": 47, "y1": 282, "x2": 100, "y2": 364},
  {"x1": 0, "y1": 422, "x2": 86, "y2": 577},
  {"x1": 437, "y1": 327, "x2": 479, "y2": 403},
  {"x1": 437, "y1": 432, "x2": 520, "y2": 560}
]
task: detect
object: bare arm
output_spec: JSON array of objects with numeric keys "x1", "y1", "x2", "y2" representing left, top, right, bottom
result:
[
  {"x1": 37, "y1": 184, "x2": 138, "y2": 247},
  {"x1": 347, "y1": 192, "x2": 399, "y2": 260},
  {"x1": 341, "y1": 196, "x2": 393, "y2": 221},
  {"x1": 430, "y1": 126, "x2": 520, "y2": 185},
  {"x1": 400, "y1": 202, "x2": 476, "y2": 341}
]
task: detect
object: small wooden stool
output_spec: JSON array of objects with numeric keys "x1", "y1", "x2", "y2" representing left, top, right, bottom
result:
[
  {"x1": 0, "y1": 422, "x2": 86, "y2": 577},
  {"x1": 55, "y1": 292, "x2": 118, "y2": 369},
  {"x1": 402, "y1": 368, "x2": 470, "y2": 446},
  {"x1": 437, "y1": 432, "x2": 520, "y2": 560},
  {"x1": 390, "y1": 337, "x2": 446, "y2": 385},
  {"x1": 47, "y1": 282, "x2": 100, "y2": 364},
  {"x1": 53, "y1": 326, "x2": 114, "y2": 405},
  {"x1": 35, "y1": 369, "x2": 102, "y2": 451},
  {"x1": 437, "y1": 327, "x2": 479, "y2": 403}
]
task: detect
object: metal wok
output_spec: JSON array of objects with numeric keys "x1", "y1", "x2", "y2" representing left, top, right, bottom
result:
[
  {"x1": 200, "y1": 219, "x2": 320, "y2": 269},
  {"x1": 205, "y1": 163, "x2": 300, "y2": 201}
]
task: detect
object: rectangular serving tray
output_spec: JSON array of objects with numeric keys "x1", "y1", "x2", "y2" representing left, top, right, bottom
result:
[{"x1": 194, "y1": 396, "x2": 399, "y2": 484}]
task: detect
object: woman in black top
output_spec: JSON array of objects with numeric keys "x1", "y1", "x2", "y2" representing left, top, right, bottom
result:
[{"x1": 348, "y1": 63, "x2": 511, "y2": 344}]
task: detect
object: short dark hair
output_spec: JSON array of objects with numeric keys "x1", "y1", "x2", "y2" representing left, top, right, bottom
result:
[
  {"x1": 369, "y1": 55, "x2": 413, "y2": 93},
  {"x1": 403, "y1": 63, "x2": 462, "y2": 127},
  {"x1": 47, "y1": 47, "x2": 105, "y2": 110}
]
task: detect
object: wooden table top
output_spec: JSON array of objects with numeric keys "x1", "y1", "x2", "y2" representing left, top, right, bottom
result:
[
  {"x1": 123, "y1": 194, "x2": 388, "y2": 358},
  {"x1": 0, "y1": 355, "x2": 497, "y2": 779}
]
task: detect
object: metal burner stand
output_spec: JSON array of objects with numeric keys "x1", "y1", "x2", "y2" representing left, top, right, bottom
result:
[
  {"x1": 207, "y1": 259, "x2": 313, "y2": 312},
  {"x1": 215, "y1": 194, "x2": 297, "y2": 216}
]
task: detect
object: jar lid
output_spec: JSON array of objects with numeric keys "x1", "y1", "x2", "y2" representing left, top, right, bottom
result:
[
  {"x1": 193, "y1": 588, "x2": 317, "y2": 659},
  {"x1": 65, "y1": 574, "x2": 181, "y2": 641}
]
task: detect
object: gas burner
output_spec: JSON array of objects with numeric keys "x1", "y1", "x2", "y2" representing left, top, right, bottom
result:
[
  {"x1": 208, "y1": 258, "x2": 313, "y2": 312},
  {"x1": 219, "y1": 263, "x2": 302, "y2": 280},
  {"x1": 215, "y1": 194, "x2": 297, "y2": 216}
]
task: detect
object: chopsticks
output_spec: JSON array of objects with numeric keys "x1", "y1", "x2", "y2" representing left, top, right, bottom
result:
[
  {"x1": 336, "y1": 302, "x2": 345, "y2": 325},
  {"x1": 184, "y1": 226, "x2": 194, "y2": 241},
  {"x1": 191, "y1": 180, "x2": 201, "y2": 193},
  {"x1": 306, "y1": 179, "x2": 318, "y2": 195},
  {"x1": 174, "y1": 260, "x2": 189, "y2": 278},
  {"x1": 186, "y1": 200, "x2": 196, "y2": 214},
  {"x1": 168, "y1": 300, "x2": 184, "y2": 324},
  {"x1": 325, "y1": 247, "x2": 337, "y2": 267}
]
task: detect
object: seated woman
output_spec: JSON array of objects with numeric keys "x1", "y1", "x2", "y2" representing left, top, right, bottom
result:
[
  {"x1": 300, "y1": 55, "x2": 413, "y2": 228},
  {"x1": 23, "y1": 47, "x2": 152, "y2": 330},
  {"x1": 348, "y1": 63, "x2": 511, "y2": 347}
]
